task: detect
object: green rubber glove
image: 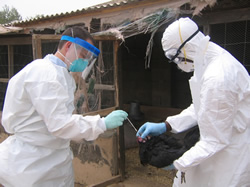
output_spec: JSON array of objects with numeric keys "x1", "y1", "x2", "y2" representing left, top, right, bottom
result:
[{"x1": 105, "y1": 110, "x2": 128, "y2": 130}]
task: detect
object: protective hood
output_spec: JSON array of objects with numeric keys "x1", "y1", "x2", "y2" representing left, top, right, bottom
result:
[{"x1": 161, "y1": 17, "x2": 206, "y2": 62}]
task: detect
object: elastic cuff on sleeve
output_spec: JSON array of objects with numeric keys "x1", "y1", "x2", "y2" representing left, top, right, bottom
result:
[
  {"x1": 100, "y1": 117, "x2": 107, "y2": 131},
  {"x1": 173, "y1": 160, "x2": 186, "y2": 173}
]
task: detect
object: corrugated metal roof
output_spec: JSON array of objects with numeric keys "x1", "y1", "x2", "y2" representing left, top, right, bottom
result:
[
  {"x1": 7, "y1": 0, "x2": 140, "y2": 26},
  {"x1": 7, "y1": 0, "x2": 217, "y2": 26},
  {"x1": 3, "y1": 0, "x2": 217, "y2": 30}
]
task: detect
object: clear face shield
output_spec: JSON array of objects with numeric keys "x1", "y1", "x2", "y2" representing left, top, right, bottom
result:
[
  {"x1": 164, "y1": 29, "x2": 199, "y2": 73},
  {"x1": 60, "y1": 35, "x2": 100, "y2": 79}
]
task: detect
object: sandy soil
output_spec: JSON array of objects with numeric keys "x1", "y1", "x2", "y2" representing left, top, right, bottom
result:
[
  {"x1": 75, "y1": 147, "x2": 176, "y2": 187},
  {"x1": 107, "y1": 147, "x2": 176, "y2": 187}
]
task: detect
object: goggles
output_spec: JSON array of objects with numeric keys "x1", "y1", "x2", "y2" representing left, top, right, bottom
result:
[
  {"x1": 165, "y1": 49, "x2": 193, "y2": 64},
  {"x1": 165, "y1": 29, "x2": 199, "y2": 64}
]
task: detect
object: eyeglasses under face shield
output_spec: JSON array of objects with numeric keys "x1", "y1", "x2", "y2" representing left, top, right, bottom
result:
[{"x1": 164, "y1": 29, "x2": 199, "y2": 64}]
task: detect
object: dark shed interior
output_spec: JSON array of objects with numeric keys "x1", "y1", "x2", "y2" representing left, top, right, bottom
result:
[{"x1": 120, "y1": 31, "x2": 193, "y2": 110}]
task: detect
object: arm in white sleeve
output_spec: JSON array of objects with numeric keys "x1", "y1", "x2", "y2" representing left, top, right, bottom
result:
[
  {"x1": 173, "y1": 76, "x2": 237, "y2": 172},
  {"x1": 167, "y1": 104, "x2": 197, "y2": 133},
  {"x1": 27, "y1": 81, "x2": 106, "y2": 142}
]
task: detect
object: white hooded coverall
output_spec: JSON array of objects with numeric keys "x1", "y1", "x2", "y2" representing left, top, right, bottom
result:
[
  {"x1": 0, "y1": 54, "x2": 107, "y2": 187},
  {"x1": 162, "y1": 18, "x2": 250, "y2": 187}
]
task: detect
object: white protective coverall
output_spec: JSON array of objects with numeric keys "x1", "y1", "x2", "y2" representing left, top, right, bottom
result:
[
  {"x1": 0, "y1": 54, "x2": 107, "y2": 187},
  {"x1": 162, "y1": 17, "x2": 250, "y2": 186}
]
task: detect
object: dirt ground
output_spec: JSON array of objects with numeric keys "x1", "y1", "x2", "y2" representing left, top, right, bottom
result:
[
  {"x1": 107, "y1": 147, "x2": 176, "y2": 187},
  {"x1": 74, "y1": 147, "x2": 176, "y2": 187}
]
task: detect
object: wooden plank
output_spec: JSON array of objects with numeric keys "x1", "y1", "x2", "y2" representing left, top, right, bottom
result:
[
  {"x1": 112, "y1": 128, "x2": 119, "y2": 175},
  {"x1": 32, "y1": 35, "x2": 42, "y2": 59},
  {"x1": 82, "y1": 106, "x2": 118, "y2": 117},
  {"x1": 29, "y1": 34, "x2": 118, "y2": 45},
  {"x1": 31, "y1": 33, "x2": 118, "y2": 41},
  {"x1": 88, "y1": 175, "x2": 121, "y2": 187},
  {"x1": 93, "y1": 35, "x2": 117, "y2": 41},
  {"x1": 97, "y1": 41, "x2": 102, "y2": 111},
  {"x1": 113, "y1": 40, "x2": 119, "y2": 107},
  {"x1": 8, "y1": 45, "x2": 14, "y2": 78},
  {"x1": 113, "y1": 40, "x2": 126, "y2": 180},
  {"x1": 0, "y1": 37, "x2": 32, "y2": 45},
  {"x1": 91, "y1": 83, "x2": 115, "y2": 91},
  {"x1": 32, "y1": 34, "x2": 61, "y2": 40},
  {"x1": 0, "y1": 78, "x2": 9, "y2": 83},
  {"x1": 203, "y1": 24, "x2": 210, "y2": 36},
  {"x1": 118, "y1": 122, "x2": 125, "y2": 181}
]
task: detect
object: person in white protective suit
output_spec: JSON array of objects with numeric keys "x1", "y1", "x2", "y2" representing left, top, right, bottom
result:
[
  {"x1": 136, "y1": 17, "x2": 250, "y2": 186},
  {"x1": 0, "y1": 26, "x2": 128, "y2": 187}
]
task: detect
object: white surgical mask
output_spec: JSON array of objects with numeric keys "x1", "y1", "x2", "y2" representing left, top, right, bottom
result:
[{"x1": 177, "y1": 61, "x2": 194, "y2": 73}]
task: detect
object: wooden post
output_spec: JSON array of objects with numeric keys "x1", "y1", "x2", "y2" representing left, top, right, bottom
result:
[
  {"x1": 8, "y1": 45, "x2": 14, "y2": 78},
  {"x1": 32, "y1": 34, "x2": 42, "y2": 60},
  {"x1": 113, "y1": 40, "x2": 126, "y2": 181},
  {"x1": 31, "y1": 34, "x2": 61, "y2": 60}
]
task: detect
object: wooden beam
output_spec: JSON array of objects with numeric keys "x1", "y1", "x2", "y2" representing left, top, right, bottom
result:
[
  {"x1": 203, "y1": 24, "x2": 210, "y2": 36},
  {"x1": 82, "y1": 106, "x2": 118, "y2": 117},
  {"x1": 0, "y1": 34, "x2": 117, "y2": 46},
  {"x1": 32, "y1": 35, "x2": 42, "y2": 59},
  {"x1": 88, "y1": 175, "x2": 122, "y2": 187},
  {"x1": 0, "y1": 37, "x2": 32, "y2": 45},
  {"x1": 8, "y1": 45, "x2": 14, "y2": 78},
  {"x1": 0, "y1": 78, "x2": 9, "y2": 83},
  {"x1": 93, "y1": 35, "x2": 117, "y2": 41},
  {"x1": 114, "y1": 40, "x2": 119, "y2": 107},
  {"x1": 32, "y1": 34, "x2": 61, "y2": 40},
  {"x1": 91, "y1": 83, "x2": 115, "y2": 91}
]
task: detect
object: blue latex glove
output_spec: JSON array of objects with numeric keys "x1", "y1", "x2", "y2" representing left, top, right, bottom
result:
[
  {"x1": 136, "y1": 122, "x2": 167, "y2": 139},
  {"x1": 105, "y1": 110, "x2": 128, "y2": 130}
]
